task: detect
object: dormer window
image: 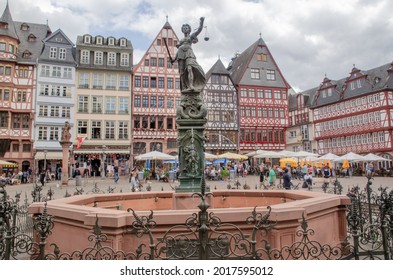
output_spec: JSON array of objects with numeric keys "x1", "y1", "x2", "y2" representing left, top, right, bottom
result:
[
  {"x1": 83, "y1": 35, "x2": 91, "y2": 44},
  {"x1": 49, "y1": 47, "x2": 57, "y2": 59},
  {"x1": 27, "y1": 34, "x2": 36, "y2": 42},
  {"x1": 120, "y1": 38, "x2": 126, "y2": 47},
  {"x1": 108, "y1": 37, "x2": 115, "y2": 46},
  {"x1": 22, "y1": 50, "x2": 32, "y2": 58},
  {"x1": 96, "y1": 36, "x2": 103, "y2": 45},
  {"x1": 21, "y1": 23, "x2": 30, "y2": 31}
]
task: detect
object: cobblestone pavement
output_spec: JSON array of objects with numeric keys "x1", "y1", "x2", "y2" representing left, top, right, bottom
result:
[{"x1": 2, "y1": 173, "x2": 392, "y2": 203}]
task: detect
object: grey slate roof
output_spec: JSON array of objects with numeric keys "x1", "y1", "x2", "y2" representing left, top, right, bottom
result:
[
  {"x1": 0, "y1": 2, "x2": 18, "y2": 41},
  {"x1": 227, "y1": 37, "x2": 289, "y2": 89},
  {"x1": 39, "y1": 29, "x2": 76, "y2": 66},
  {"x1": 206, "y1": 58, "x2": 231, "y2": 77},
  {"x1": 15, "y1": 21, "x2": 51, "y2": 64},
  {"x1": 299, "y1": 62, "x2": 393, "y2": 108}
]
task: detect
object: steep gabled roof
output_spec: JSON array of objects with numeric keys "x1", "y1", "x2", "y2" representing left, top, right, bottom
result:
[
  {"x1": 228, "y1": 37, "x2": 290, "y2": 89},
  {"x1": 206, "y1": 58, "x2": 230, "y2": 77},
  {"x1": 0, "y1": 2, "x2": 19, "y2": 41}
]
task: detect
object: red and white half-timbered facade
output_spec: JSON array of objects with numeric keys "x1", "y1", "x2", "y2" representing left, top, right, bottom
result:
[
  {"x1": 311, "y1": 64, "x2": 393, "y2": 163},
  {"x1": 132, "y1": 20, "x2": 180, "y2": 157},
  {"x1": 0, "y1": 3, "x2": 51, "y2": 171},
  {"x1": 228, "y1": 37, "x2": 290, "y2": 154}
]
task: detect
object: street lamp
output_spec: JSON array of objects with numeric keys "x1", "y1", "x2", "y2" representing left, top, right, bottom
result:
[
  {"x1": 43, "y1": 149, "x2": 48, "y2": 173},
  {"x1": 101, "y1": 145, "x2": 106, "y2": 179}
]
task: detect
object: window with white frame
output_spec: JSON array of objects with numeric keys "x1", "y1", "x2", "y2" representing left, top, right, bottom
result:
[
  {"x1": 118, "y1": 97, "x2": 129, "y2": 114},
  {"x1": 105, "y1": 121, "x2": 115, "y2": 139},
  {"x1": 40, "y1": 65, "x2": 50, "y2": 77},
  {"x1": 107, "y1": 52, "x2": 116, "y2": 66},
  {"x1": 49, "y1": 47, "x2": 57, "y2": 59},
  {"x1": 266, "y1": 69, "x2": 275, "y2": 80},
  {"x1": 373, "y1": 132, "x2": 378, "y2": 143},
  {"x1": 91, "y1": 121, "x2": 102, "y2": 139},
  {"x1": 78, "y1": 96, "x2": 89, "y2": 113},
  {"x1": 120, "y1": 53, "x2": 129, "y2": 66},
  {"x1": 84, "y1": 35, "x2": 91, "y2": 44},
  {"x1": 94, "y1": 51, "x2": 103, "y2": 65},
  {"x1": 50, "y1": 106, "x2": 60, "y2": 117},
  {"x1": 52, "y1": 66, "x2": 61, "y2": 77},
  {"x1": 106, "y1": 74, "x2": 116, "y2": 89},
  {"x1": 80, "y1": 50, "x2": 89, "y2": 64},
  {"x1": 79, "y1": 72, "x2": 89, "y2": 88},
  {"x1": 92, "y1": 74, "x2": 103, "y2": 89},
  {"x1": 61, "y1": 107, "x2": 70, "y2": 118},
  {"x1": 96, "y1": 36, "x2": 103, "y2": 45},
  {"x1": 39, "y1": 105, "x2": 48, "y2": 117},
  {"x1": 92, "y1": 96, "x2": 102, "y2": 113},
  {"x1": 49, "y1": 127, "x2": 59, "y2": 140},
  {"x1": 108, "y1": 38, "x2": 114, "y2": 46},
  {"x1": 250, "y1": 68, "x2": 260, "y2": 79},
  {"x1": 63, "y1": 67, "x2": 72, "y2": 79},
  {"x1": 77, "y1": 120, "x2": 88, "y2": 134},
  {"x1": 119, "y1": 75, "x2": 129, "y2": 90},
  {"x1": 59, "y1": 48, "x2": 66, "y2": 60},
  {"x1": 38, "y1": 127, "x2": 47, "y2": 140},
  {"x1": 105, "y1": 96, "x2": 116, "y2": 113},
  {"x1": 118, "y1": 121, "x2": 128, "y2": 139},
  {"x1": 265, "y1": 90, "x2": 272, "y2": 99},
  {"x1": 120, "y1": 38, "x2": 126, "y2": 47},
  {"x1": 379, "y1": 131, "x2": 384, "y2": 142}
]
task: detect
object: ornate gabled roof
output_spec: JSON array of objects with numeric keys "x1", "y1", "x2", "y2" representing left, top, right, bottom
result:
[{"x1": 0, "y1": 2, "x2": 19, "y2": 41}]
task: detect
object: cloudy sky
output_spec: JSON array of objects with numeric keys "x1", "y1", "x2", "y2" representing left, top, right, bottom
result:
[{"x1": 4, "y1": 0, "x2": 393, "y2": 92}]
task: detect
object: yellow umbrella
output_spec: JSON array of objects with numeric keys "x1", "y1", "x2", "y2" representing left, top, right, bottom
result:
[
  {"x1": 0, "y1": 160, "x2": 18, "y2": 167},
  {"x1": 342, "y1": 159, "x2": 350, "y2": 169},
  {"x1": 280, "y1": 158, "x2": 297, "y2": 168}
]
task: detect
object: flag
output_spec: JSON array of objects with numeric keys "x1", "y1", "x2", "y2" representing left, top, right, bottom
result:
[{"x1": 76, "y1": 137, "x2": 86, "y2": 149}]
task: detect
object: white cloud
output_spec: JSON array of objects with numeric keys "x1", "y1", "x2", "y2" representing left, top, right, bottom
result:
[{"x1": 4, "y1": 0, "x2": 393, "y2": 92}]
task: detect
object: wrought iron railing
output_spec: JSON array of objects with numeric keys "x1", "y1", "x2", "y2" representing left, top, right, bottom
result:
[{"x1": 1, "y1": 176, "x2": 392, "y2": 260}]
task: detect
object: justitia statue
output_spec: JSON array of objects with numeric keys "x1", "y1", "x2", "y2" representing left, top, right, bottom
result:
[
  {"x1": 170, "y1": 17, "x2": 208, "y2": 193},
  {"x1": 171, "y1": 17, "x2": 206, "y2": 92}
]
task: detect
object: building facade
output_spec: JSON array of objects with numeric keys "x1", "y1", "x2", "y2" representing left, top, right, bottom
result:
[
  {"x1": 0, "y1": 2, "x2": 51, "y2": 172},
  {"x1": 34, "y1": 29, "x2": 76, "y2": 174},
  {"x1": 131, "y1": 20, "x2": 180, "y2": 158},
  {"x1": 202, "y1": 58, "x2": 238, "y2": 154},
  {"x1": 74, "y1": 34, "x2": 133, "y2": 176},
  {"x1": 311, "y1": 64, "x2": 393, "y2": 167},
  {"x1": 287, "y1": 88, "x2": 316, "y2": 154},
  {"x1": 228, "y1": 37, "x2": 290, "y2": 154}
]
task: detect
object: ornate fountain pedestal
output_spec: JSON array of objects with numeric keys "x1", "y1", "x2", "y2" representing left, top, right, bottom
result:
[
  {"x1": 59, "y1": 141, "x2": 71, "y2": 186},
  {"x1": 176, "y1": 90, "x2": 208, "y2": 193}
]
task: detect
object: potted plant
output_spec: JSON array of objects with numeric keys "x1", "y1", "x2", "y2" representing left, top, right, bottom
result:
[
  {"x1": 143, "y1": 169, "x2": 150, "y2": 181},
  {"x1": 220, "y1": 169, "x2": 229, "y2": 181}
]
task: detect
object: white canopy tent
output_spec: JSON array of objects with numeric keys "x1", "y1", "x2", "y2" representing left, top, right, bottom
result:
[
  {"x1": 333, "y1": 152, "x2": 365, "y2": 162},
  {"x1": 357, "y1": 153, "x2": 391, "y2": 162}
]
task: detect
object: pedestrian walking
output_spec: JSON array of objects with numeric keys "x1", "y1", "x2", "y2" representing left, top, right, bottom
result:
[{"x1": 283, "y1": 168, "x2": 292, "y2": 190}]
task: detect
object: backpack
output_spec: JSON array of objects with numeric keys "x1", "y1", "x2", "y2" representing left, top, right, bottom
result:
[{"x1": 323, "y1": 168, "x2": 330, "y2": 177}]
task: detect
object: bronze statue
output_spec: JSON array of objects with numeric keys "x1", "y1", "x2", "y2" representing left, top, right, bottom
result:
[{"x1": 172, "y1": 17, "x2": 206, "y2": 92}]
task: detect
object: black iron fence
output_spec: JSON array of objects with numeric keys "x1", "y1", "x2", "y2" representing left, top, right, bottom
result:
[{"x1": 1, "y1": 177, "x2": 392, "y2": 260}]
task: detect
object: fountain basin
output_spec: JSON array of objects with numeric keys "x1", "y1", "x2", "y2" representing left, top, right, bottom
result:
[{"x1": 29, "y1": 190, "x2": 350, "y2": 256}]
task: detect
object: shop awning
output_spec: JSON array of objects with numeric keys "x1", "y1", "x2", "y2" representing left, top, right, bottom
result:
[
  {"x1": 73, "y1": 149, "x2": 130, "y2": 155},
  {"x1": 35, "y1": 151, "x2": 64, "y2": 160}
]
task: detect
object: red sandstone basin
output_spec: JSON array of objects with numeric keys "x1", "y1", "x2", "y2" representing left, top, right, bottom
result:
[{"x1": 29, "y1": 190, "x2": 350, "y2": 256}]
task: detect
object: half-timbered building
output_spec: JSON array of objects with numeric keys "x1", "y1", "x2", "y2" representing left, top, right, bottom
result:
[
  {"x1": 227, "y1": 37, "x2": 290, "y2": 154},
  {"x1": 287, "y1": 88, "x2": 316, "y2": 153},
  {"x1": 202, "y1": 58, "x2": 238, "y2": 153},
  {"x1": 131, "y1": 20, "x2": 180, "y2": 157},
  {"x1": 34, "y1": 29, "x2": 76, "y2": 174},
  {"x1": 0, "y1": 2, "x2": 51, "y2": 172},
  {"x1": 310, "y1": 63, "x2": 393, "y2": 165}
]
